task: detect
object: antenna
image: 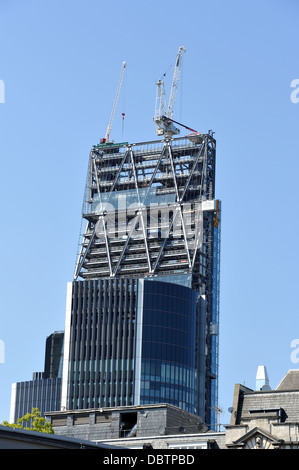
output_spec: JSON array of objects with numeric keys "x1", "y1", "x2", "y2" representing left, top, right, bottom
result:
[{"x1": 210, "y1": 406, "x2": 223, "y2": 432}]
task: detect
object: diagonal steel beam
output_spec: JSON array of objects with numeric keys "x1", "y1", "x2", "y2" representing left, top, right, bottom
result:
[
  {"x1": 152, "y1": 139, "x2": 206, "y2": 275},
  {"x1": 191, "y1": 205, "x2": 203, "y2": 269},
  {"x1": 167, "y1": 142, "x2": 179, "y2": 201},
  {"x1": 98, "y1": 215, "x2": 113, "y2": 276},
  {"x1": 74, "y1": 150, "x2": 115, "y2": 280},
  {"x1": 112, "y1": 210, "x2": 141, "y2": 277},
  {"x1": 151, "y1": 205, "x2": 180, "y2": 274},
  {"x1": 109, "y1": 147, "x2": 130, "y2": 195},
  {"x1": 73, "y1": 226, "x2": 96, "y2": 280},
  {"x1": 129, "y1": 147, "x2": 152, "y2": 273},
  {"x1": 143, "y1": 142, "x2": 167, "y2": 202},
  {"x1": 178, "y1": 207, "x2": 191, "y2": 268},
  {"x1": 179, "y1": 138, "x2": 205, "y2": 203},
  {"x1": 167, "y1": 142, "x2": 191, "y2": 267},
  {"x1": 149, "y1": 143, "x2": 167, "y2": 188},
  {"x1": 92, "y1": 156, "x2": 101, "y2": 199}
]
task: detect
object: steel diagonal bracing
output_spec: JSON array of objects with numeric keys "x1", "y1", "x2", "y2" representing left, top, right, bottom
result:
[
  {"x1": 74, "y1": 154, "x2": 95, "y2": 280},
  {"x1": 92, "y1": 156, "x2": 101, "y2": 197},
  {"x1": 167, "y1": 142, "x2": 179, "y2": 200},
  {"x1": 152, "y1": 139, "x2": 206, "y2": 274},
  {"x1": 93, "y1": 148, "x2": 130, "y2": 278},
  {"x1": 98, "y1": 215, "x2": 113, "y2": 276},
  {"x1": 74, "y1": 226, "x2": 96, "y2": 280},
  {"x1": 167, "y1": 142, "x2": 191, "y2": 268},
  {"x1": 92, "y1": 154, "x2": 114, "y2": 275},
  {"x1": 75, "y1": 135, "x2": 213, "y2": 281},
  {"x1": 109, "y1": 148, "x2": 130, "y2": 194},
  {"x1": 73, "y1": 156, "x2": 96, "y2": 280},
  {"x1": 74, "y1": 225, "x2": 88, "y2": 280},
  {"x1": 179, "y1": 137, "x2": 206, "y2": 203},
  {"x1": 191, "y1": 210, "x2": 203, "y2": 270},
  {"x1": 74, "y1": 152, "x2": 113, "y2": 281},
  {"x1": 89, "y1": 147, "x2": 130, "y2": 260},
  {"x1": 129, "y1": 146, "x2": 152, "y2": 273},
  {"x1": 113, "y1": 143, "x2": 167, "y2": 277},
  {"x1": 143, "y1": 142, "x2": 167, "y2": 199},
  {"x1": 112, "y1": 210, "x2": 142, "y2": 277},
  {"x1": 151, "y1": 205, "x2": 179, "y2": 274}
]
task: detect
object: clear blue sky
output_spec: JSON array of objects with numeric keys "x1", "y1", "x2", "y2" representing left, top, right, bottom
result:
[{"x1": 0, "y1": 0, "x2": 298, "y2": 428}]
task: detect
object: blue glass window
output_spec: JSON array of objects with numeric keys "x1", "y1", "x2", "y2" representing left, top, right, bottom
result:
[{"x1": 140, "y1": 280, "x2": 197, "y2": 414}]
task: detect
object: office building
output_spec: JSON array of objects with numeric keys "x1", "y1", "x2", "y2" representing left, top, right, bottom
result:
[
  {"x1": 61, "y1": 133, "x2": 221, "y2": 427},
  {"x1": 10, "y1": 331, "x2": 64, "y2": 422}
]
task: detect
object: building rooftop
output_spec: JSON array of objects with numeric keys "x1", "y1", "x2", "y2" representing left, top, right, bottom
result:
[{"x1": 275, "y1": 369, "x2": 299, "y2": 391}]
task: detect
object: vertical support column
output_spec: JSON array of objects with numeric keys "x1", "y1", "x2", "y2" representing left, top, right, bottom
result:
[
  {"x1": 61, "y1": 282, "x2": 73, "y2": 410},
  {"x1": 196, "y1": 295, "x2": 207, "y2": 420},
  {"x1": 134, "y1": 279, "x2": 144, "y2": 406},
  {"x1": 9, "y1": 383, "x2": 17, "y2": 424}
]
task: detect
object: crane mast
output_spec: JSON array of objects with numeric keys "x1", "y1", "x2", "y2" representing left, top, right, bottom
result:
[
  {"x1": 167, "y1": 45, "x2": 186, "y2": 119},
  {"x1": 154, "y1": 46, "x2": 186, "y2": 138},
  {"x1": 101, "y1": 60, "x2": 126, "y2": 143}
]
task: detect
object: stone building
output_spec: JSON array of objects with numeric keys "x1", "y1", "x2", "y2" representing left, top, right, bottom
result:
[
  {"x1": 225, "y1": 369, "x2": 299, "y2": 449},
  {"x1": 46, "y1": 403, "x2": 206, "y2": 441}
]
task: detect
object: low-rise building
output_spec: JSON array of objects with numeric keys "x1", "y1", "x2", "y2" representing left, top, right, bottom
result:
[
  {"x1": 45, "y1": 403, "x2": 208, "y2": 441},
  {"x1": 225, "y1": 369, "x2": 299, "y2": 449}
]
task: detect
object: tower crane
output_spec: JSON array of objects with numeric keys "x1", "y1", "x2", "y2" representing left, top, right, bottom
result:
[
  {"x1": 154, "y1": 46, "x2": 186, "y2": 137},
  {"x1": 100, "y1": 60, "x2": 126, "y2": 143}
]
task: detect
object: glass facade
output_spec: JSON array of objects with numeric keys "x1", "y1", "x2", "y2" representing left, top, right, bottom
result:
[
  {"x1": 10, "y1": 376, "x2": 62, "y2": 422},
  {"x1": 147, "y1": 273, "x2": 192, "y2": 288},
  {"x1": 62, "y1": 279, "x2": 201, "y2": 416},
  {"x1": 210, "y1": 215, "x2": 221, "y2": 428},
  {"x1": 63, "y1": 279, "x2": 138, "y2": 410},
  {"x1": 140, "y1": 280, "x2": 197, "y2": 414},
  {"x1": 10, "y1": 333, "x2": 64, "y2": 422}
]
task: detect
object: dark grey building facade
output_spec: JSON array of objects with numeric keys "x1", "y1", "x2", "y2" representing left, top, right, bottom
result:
[
  {"x1": 10, "y1": 374, "x2": 62, "y2": 423},
  {"x1": 10, "y1": 331, "x2": 64, "y2": 422},
  {"x1": 61, "y1": 278, "x2": 201, "y2": 416}
]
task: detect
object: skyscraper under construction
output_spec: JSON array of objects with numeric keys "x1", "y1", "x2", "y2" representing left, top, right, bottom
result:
[{"x1": 60, "y1": 49, "x2": 221, "y2": 428}]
